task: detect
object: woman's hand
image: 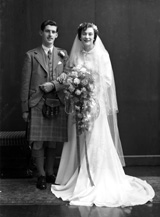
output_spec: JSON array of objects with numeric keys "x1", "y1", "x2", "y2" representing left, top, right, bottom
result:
[{"x1": 57, "y1": 73, "x2": 67, "y2": 84}]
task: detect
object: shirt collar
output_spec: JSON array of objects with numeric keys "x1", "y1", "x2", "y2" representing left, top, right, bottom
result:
[{"x1": 42, "y1": 44, "x2": 54, "y2": 55}]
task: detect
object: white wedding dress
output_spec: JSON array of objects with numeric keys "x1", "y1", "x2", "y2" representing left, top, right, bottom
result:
[{"x1": 51, "y1": 36, "x2": 155, "y2": 207}]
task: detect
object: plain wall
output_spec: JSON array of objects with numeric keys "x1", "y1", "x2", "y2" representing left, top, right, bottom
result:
[{"x1": 1, "y1": 0, "x2": 160, "y2": 164}]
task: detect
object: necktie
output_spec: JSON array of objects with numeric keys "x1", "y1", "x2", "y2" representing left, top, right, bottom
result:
[{"x1": 48, "y1": 49, "x2": 53, "y2": 80}]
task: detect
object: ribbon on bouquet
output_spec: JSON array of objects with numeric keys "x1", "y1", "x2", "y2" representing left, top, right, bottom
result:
[{"x1": 75, "y1": 117, "x2": 94, "y2": 186}]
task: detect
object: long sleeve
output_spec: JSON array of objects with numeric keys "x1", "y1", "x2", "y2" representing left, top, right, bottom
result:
[
  {"x1": 52, "y1": 49, "x2": 69, "y2": 92},
  {"x1": 21, "y1": 53, "x2": 32, "y2": 113}
]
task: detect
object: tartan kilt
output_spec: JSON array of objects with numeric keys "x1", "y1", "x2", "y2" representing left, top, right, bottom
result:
[{"x1": 27, "y1": 98, "x2": 68, "y2": 142}]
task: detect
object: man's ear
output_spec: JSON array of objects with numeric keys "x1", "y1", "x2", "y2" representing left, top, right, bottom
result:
[
  {"x1": 55, "y1": 32, "x2": 58, "y2": 38},
  {"x1": 39, "y1": 30, "x2": 43, "y2": 36}
]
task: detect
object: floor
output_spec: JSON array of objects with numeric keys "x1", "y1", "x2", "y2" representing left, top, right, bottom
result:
[
  {"x1": 1, "y1": 203, "x2": 160, "y2": 217},
  {"x1": 0, "y1": 166, "x2": 160, "y2": 217}
]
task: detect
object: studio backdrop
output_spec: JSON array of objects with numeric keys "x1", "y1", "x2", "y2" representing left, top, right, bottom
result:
[{"x1": 0, "y1": 0, "x2": 160, "y2": 165}]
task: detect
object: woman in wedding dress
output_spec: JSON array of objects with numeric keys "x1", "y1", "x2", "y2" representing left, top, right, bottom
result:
[{"x1": 51, "y1": 22, "x2": 155, "y2": 207}]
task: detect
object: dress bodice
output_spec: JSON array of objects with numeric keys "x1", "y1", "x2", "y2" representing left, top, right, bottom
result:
[{"x1": 79, "y1": 47, "x2": 99, "y2": 74}]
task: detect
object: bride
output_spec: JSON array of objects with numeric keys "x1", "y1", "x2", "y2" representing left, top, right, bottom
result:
[{"x1": 51, "y1": 22, "x2": 155, "y2": 207}]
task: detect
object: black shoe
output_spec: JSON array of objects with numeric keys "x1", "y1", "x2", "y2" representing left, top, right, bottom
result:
[
  {"x1": 36, "y1": 175, "x2": 47, "y2": 190},
  {"x1": 46, "y1": 174, "x2": 56, "y2": 184}
]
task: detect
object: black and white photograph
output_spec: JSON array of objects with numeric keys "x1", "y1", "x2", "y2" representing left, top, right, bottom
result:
[{"x1": 0, "y1": 0, "x2": 160, "y2": 216}]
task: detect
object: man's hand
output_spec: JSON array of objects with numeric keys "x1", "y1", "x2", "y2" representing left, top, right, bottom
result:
[
  {"x1": 22, "y1": 112, "x2": 29, "y2": 122},
  {"x1": 39, "y1": 82, "x2": 54, "y2": 93}
]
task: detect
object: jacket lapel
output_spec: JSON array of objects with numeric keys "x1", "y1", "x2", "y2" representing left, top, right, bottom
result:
[
  {"x1": 34, "y1": 46, "x2": 60, "y2": 76},
  {"x1": 34, "y1": 47, "x2": 48, "y2": 74}
]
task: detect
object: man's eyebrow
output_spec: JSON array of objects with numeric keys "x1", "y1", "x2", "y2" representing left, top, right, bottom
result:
[{"x1": 45, "y1": 29, "x2": 56, "y2": 32}]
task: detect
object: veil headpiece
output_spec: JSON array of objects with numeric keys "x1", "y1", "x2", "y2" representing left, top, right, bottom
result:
[{"x1": 67, "y1": 34, "x2": 125, "y2": 166}]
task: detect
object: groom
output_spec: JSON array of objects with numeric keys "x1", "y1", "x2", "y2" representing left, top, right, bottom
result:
[{"x1": 21, "y1": 20, "x2": 68, "y2": 190}]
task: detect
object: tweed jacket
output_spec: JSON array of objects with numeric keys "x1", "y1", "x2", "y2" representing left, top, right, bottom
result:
[{"x1": 21, "y1": 46, "x2": 68, "y2": 113}]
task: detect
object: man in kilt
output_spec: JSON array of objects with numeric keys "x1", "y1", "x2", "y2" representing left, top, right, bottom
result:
[{"x1": 21, "y1": 20, "x2": 68, "y2": 190}]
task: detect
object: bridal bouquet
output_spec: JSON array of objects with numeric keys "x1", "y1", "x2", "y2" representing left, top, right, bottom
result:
[
  {"x1": 64, "y1": 65, "x2": 99, "y2": 135},
  {"x1": 60, "y1": 65, "x2": 99, "y2": 186}
]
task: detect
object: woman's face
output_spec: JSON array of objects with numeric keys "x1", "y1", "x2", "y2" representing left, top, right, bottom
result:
[{"x1": 81, "y1": 27, "x2": 95, "y2": 48}]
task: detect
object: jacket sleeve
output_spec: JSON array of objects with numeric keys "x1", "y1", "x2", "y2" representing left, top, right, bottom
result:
[
  {"x1": 52, "y1": 49, "x2": 69, "y2": 92},
  {"x1": 21, "y1": 52, "x2": 32, "y2": 113}
]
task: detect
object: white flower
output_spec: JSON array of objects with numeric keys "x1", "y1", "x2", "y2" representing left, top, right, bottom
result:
[
  {"x1": 75, "y1": 105, "x2": 80, "y2": 111},
  {"x1": 81, "y1": 79, "x2": 88, "y2": 86},
  {"x1": 88, "y1": 125, "x2": 93, "y2": 131},
  {"x1": 59, "y1": 50, "x2": 65, "y2": 58},
  {"x1": 81, "y1": 87, "x2": 87, "y2": 92},
  {"x1": 68, "y1": 85, "x2": 75, "y2": 92},
  {"x1": 77, "y1": 113, "x2": 83, "y2": 118},
  {"x1": 73, "y1": 65, "x2": 82, "y2": 71},
  {"x1": 74, "y1": 78, "x2": 80, "y2": 85},
  {"x1": 89, "y1": 84, "x2": 94, "y2": 91},
  {"x1": 91, "y1": 23, "x2": 98, "y2": 31},
  {"x1": 85, "y1": 70, "x2": 90, "y2": 74},
  {"x1": 63, "y1": 90, "x2": 70, "y2": 99},
  {"x1": 71, "y1": 71, "x2": 78, "y2": 77},
  {"x1": 67, "y1": 77, "x2": 73, "y2": 84},
  {"x1": 75, "y1": 89, "x2": 81, "y2": 95},
  {"x1": 80, "y1": 67, "x2": 87, "y2": 73}
]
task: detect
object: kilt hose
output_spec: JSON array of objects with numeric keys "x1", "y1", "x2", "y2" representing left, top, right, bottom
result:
[{"x1": 27, "y1": 98, "x2": 68, "y2": 142}]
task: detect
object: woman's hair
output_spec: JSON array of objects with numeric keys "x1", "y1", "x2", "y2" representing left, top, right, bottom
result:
[
  {"x1": 77, "y1": 22, "x2": 99, "y2": 43},
  {"x1": 40, "y1": 20, "x2": 58, "y2": 32}
]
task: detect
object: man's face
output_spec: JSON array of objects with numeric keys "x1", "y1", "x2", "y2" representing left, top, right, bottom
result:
[{"x1": 40, "y1": 25, "x2": 58, "y2": 47}]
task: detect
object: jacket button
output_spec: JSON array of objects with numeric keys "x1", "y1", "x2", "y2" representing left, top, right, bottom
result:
[{"x1": 44, "y1": 75, "x2": 47, "y2": 78}]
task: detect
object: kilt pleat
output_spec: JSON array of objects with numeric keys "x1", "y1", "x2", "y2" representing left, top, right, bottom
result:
[{"x1": 27, "y1": 99, "x2": 68, "y2": 142}]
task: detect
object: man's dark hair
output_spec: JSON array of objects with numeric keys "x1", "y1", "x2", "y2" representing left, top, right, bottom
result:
[
  {"x1": 40, "y1": 20, "x2": 58, "y2": 32},
  {"x1": 77, "y1": 22, "x2": 99, "y2": 43}
]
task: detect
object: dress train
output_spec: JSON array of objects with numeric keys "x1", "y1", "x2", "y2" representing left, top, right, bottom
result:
[{"x1": 51, "y1": 106, "x2": 155, "y2": 207}]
